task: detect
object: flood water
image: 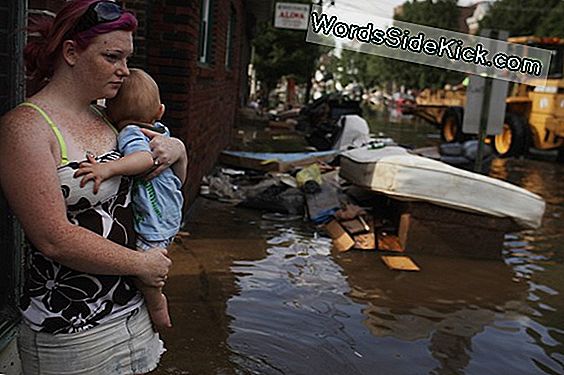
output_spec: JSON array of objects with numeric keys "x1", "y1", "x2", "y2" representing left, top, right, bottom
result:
[{"x1": 154, "y1": 110, "x2": 564, "y2": 375}]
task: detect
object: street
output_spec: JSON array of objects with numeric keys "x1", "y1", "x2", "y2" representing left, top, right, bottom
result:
[{"x1": 154, "y1": 114, "x2": 564, "y2": 375}]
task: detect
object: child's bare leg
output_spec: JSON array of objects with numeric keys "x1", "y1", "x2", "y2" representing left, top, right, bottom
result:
[{"x1": 134, "y1": 280, "x2": 171, "y2": 330}]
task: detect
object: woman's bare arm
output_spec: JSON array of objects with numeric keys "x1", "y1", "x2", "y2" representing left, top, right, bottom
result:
[{"x1": 0, "y1": 108, "x2": 170, "y2": 287}]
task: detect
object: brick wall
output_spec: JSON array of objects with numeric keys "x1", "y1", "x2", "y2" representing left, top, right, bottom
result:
[{"x1": 141, "y1": 0, "x2": 250, "y2": 208}]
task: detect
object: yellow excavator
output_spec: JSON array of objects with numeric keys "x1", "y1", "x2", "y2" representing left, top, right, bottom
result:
[{"x1": 414, "y1": 36, "x2": 564, "y2": 160}]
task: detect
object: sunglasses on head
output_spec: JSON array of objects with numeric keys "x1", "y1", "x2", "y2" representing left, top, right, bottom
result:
[{"x1": 72, "y1": 1, "x2": 124, "y2": 35}]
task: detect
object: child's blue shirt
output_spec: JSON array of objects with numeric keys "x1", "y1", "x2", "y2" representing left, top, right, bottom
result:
[{"x1": 117, "y1": 122, "x2": 183, "y2": 241}]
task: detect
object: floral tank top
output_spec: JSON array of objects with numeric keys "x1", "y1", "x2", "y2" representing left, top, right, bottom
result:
[{"x1": 19, "y1": 102, "x2": 143, "y2": 334}]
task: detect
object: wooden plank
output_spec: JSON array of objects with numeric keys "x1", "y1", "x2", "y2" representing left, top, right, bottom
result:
[
  {"x1": 219, "y1": 151, "x2": 337, "y2": 173},
  {"x1": 377, "y1": 232, "x2": 404, "y2": 252},
  {"x1": 340, "y1": 218, "x2": 368, "y2": 234},
  {"x1": 219, "y1": 152, "x2": 280, "y2": 172},
  {"x1": 325, "y1": 220, "x2": 355, "y2": 252},
  {"x1": 381, "y1": 256, "x2": 420, "y2": 271},
  {"x1": 353, "y1": 232, "x2": 375, "y2": 250},
  {"x1": 398, "y1": 213, "x2": 411, "y2": 250},
  {"x1": 279, "y1": 155, "x2": 338, "y2": 173}
]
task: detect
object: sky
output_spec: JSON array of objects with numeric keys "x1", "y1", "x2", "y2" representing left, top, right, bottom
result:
[{"x1": 333, "y1": 0, "x2": 488, "y2": 19}]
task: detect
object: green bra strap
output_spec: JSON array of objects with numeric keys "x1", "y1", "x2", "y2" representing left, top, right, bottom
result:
[
  {"x1": 19, "y1": 102, "x2": 69, "y2": 165},
  {"x1": 89, "y1": 105, "x2": 119, "y2": 135}
]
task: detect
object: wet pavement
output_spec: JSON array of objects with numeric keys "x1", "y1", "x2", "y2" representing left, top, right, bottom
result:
[{"x1": 153, "y1": 111, "x2": 564, "y2": 375}]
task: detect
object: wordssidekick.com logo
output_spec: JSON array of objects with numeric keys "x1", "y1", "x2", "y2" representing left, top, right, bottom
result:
[{"x1": 306, "y1": 5, "x2": 552, "y2": 83}]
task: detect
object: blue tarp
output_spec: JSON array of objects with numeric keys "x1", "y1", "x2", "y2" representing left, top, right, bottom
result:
[{"x1": 221, "y1": 150, "x2": 339, "y2": 162}]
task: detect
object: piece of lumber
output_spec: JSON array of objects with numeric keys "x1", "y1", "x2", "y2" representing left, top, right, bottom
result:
[
  {"x1": 353, "y1": 232, "x2": 376, "y2": 250},
  {"x1": 381, "y1": 255, "x2": 420, "y2": 271},
  {"x1": 377, "y1": 232, "x2": 404, "y2": 252},
  {"x1": 325, "y1": 220, "x2": 355, "y2": 252},
  {"x1": 340, "y1": 218, "x2": 368, "y2": 234}
]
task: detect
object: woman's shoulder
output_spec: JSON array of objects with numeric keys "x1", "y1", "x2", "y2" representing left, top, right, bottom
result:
[
  {"x1": 0, "y1": 103, "x2": 60, "y2": 162},
  {"x1": 1, "y1": 103, "x2": 50, "y2": 137}
]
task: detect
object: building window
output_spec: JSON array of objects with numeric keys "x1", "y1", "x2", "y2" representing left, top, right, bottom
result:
[
  {"x1": 198, "y1": 0, "x2": 214, "y2": 64},
  {"x1": 225, "y1": 5, "x2": 236, "y2": 69}
]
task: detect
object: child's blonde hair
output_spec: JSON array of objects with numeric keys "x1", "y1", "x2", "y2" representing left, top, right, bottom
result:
[{"x1": 106, "y1": 68, "x2": 161, "y2": 125}]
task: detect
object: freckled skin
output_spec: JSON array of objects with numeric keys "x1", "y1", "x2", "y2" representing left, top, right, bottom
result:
[
  {"x1": 0, "y1": 30, "x2": 173, "y2": 287},
  {"x1": 33, "y1": 31, "x2": 134, "y2": 160}
]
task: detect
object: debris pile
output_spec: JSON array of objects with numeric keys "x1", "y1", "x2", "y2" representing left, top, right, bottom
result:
[
  {"x1": 200, "y1": 105, "x2": 545, "y2": 269},
  {"x1": 200, "y1": 159, "x2": 422, "y2": 271}
]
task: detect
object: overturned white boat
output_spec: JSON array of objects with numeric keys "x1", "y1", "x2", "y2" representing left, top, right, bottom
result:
[{"x1": 339, "y1": 146, "x2": 545, "y2": 229}]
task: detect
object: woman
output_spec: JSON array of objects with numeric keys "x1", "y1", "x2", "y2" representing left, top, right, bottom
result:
[{"x1": 0, "y1": 1, "x2": 187, "y2": 373}]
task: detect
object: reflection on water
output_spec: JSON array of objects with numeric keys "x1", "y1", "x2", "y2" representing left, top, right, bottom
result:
[
  {"x1": 155, "y1": 113, "x2": 564, "y2": 375},
  {"x1": 363, "y1": 108, "x2": 441, "y2": 149}
]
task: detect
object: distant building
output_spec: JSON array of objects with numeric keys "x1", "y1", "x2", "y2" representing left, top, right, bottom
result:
[{"x1": 466, "y1": 2, "x2": 492, "y2": 35}]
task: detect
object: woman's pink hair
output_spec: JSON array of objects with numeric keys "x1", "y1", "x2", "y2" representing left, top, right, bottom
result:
[{"x1": 24, "y1": 0, "x2": 137, "y2": 92}]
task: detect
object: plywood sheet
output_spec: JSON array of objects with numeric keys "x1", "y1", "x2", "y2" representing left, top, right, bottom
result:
[
  {"x1": 353, "y1": 232, "x2": 375, "y2": 250},
  {"x1": 377, "y1": 233, "x2": 404, "y2": 252},
  {"x1": 340, "y1": 218, "x2": 367, "y2": 234},
  {"x1": 381, "y1": 256, "x2": 420, "y2": 271},
  {"x1": 325, "y1": 220, "x2": 355, "y2": 252}
]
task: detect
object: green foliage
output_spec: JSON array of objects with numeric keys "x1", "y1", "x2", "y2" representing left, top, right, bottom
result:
[
  {"x1": 535, "y1": 1, "x2": 564, "y2": 38},
  {"x1": 396, "y1": 0, "x2": 459, "y2": 32},
  {"x1": 253, "y1": 23, "x2": 320, "y2": 88},
  {"x1": 252, "y1": 0, "x2": 325, "y2": 94},
  {"x1": 479, "y1": 0, "x2": 562, "y2": 37},
  {"x1": 344, "y1": 0, "x2": 464, "y2": 90}
]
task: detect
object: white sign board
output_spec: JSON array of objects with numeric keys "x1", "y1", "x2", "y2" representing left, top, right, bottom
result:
[{"x1": 274, "y1": 2, "x2": 310, "y2": 30}]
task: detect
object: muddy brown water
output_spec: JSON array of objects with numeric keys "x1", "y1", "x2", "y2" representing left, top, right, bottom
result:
[{"x1": 153, "y1": 111, "x2": 564, "y2": 375}]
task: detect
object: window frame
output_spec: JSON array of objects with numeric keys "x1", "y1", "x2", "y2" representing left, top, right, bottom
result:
[
  {"x1": 198, "y1": 0, "x2": 214, "y2": 65},
  {"x1": 224, "y1": 4, "x2": 236, "y2": 70}
]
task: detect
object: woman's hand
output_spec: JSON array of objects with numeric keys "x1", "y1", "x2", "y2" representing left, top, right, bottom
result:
[
  {"x1": 138, "y1": 247, "x2": 172, "y2": 288},
  {"x1": 140, "y1": 128, "x2": 187, "y2": 183}
]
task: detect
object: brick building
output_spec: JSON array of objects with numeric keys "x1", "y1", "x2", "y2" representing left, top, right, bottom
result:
[{"x1": 0, "y1": 0, "x2": 274, "y2": 372}]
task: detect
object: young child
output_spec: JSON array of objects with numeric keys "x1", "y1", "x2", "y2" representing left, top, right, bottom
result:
[{"x1": 75, "y1": 68, "x2": 185, "y2": 330}]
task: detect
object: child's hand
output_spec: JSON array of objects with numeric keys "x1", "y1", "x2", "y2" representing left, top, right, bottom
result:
[{"x1": 74, "y1": 154, "x2": 112, "y2": 194}]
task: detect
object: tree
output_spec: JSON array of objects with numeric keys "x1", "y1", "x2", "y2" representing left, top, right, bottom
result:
[
  {"x1": 479, "y1": 0, "x2": 562, "y2": 37},
  {"x1": 370, "y1": 0, "x2": 464, "y2": 90},
  {"x1": 253, "y1": 22, "x2": 318, "y2": 93},
  {"x1": 396, "y1": 0, "x2": 460, "y2": 31},
  {"x1": 533, "y1": 1, "x2": 564, "y2": 38},
  {"x1": 252, "y1": 0, "x2": 329, "y2": 103}
]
